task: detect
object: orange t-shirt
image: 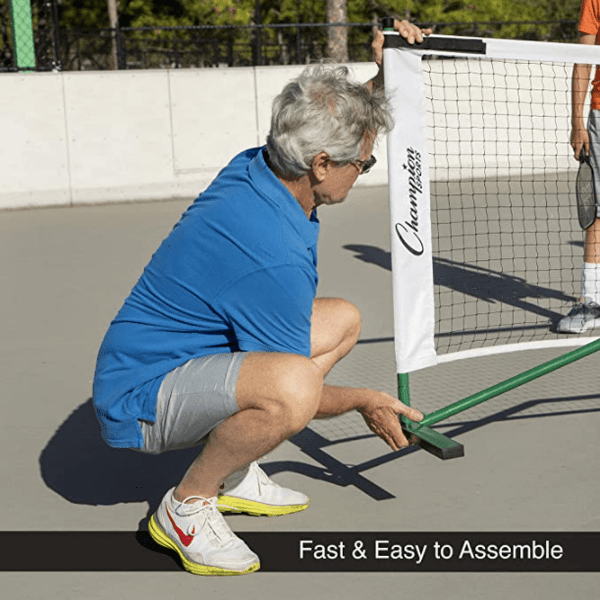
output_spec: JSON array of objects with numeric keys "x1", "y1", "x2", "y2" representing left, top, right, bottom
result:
[{"x1": 579, "y1": 0, "x2": 600, "y2": 108}]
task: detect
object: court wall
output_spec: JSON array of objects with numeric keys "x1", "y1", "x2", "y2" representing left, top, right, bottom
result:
[
  {"x1": 1, "y1": 58, "x2": 582, "y2": 211},
  {"x1": 0, "y1": 63, "x2": 381, "y2": 210}
]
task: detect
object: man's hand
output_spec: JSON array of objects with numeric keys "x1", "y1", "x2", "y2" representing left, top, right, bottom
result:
[
  {"x1": 372, "y1": 19, "x2": 432, "y2": 68},
  {"x1": 369, "y1": 19, "x2": 432, "y2": 90},
  {"x1": 358, "y1": 391, "x2": 423, "y2": 451}
]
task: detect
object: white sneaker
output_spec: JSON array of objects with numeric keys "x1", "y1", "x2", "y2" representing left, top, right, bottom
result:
[
  {"x1": 148, "y1": 488, "x2": 260, "y2": 576},
  {"x1": 557, "y1": 300, "x2": 600, "y2": 333},
  {"x1": 218, "y1": 461, "x2": 310, "y2": 517}
]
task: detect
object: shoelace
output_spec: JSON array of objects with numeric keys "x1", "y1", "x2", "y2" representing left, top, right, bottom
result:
[{"x1": 178, "y1": 497, "x2": 236, "y2": 543}]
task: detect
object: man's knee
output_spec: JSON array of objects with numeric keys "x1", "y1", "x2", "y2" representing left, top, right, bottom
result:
[
  {"x1": 270, "y1": 356, "x2": 323, "y2": 432},
  {"x1": 339, "y1": 299, "x2": 362, "y2": 341},
  {"x1": 325, "y1": 298, "x2": 362, "y2": 353},
  {"x1": 312, "y1": 297, "x2": 362, "y2": 346},
  {"x1": 237, "y1": 353, "x2": 323, "y2": 433}
]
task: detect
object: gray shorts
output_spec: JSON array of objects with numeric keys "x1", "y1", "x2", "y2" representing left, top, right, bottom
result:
[
  {"x1": 588, "y1": 110, "x2": 600, "y2": 216},
  {"x1": 138, "y1": 353, "x2": 244, "y2": 454}
]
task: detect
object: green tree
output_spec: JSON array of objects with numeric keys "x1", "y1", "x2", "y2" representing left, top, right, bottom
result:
[
  {"x1": 536, "y1": 0, "x2": 582, "y2": 23},
  {"x1": 373, "y1": 0, "x2": 540, "y2": 24},
  {"x1": 57, "y1": 0, "x2": 586, "y2": 30},
  {"x1": 55, "y1": 0, "x2": 587, "y2": 68},
  {"x1": 58, "y1": 0, "x2": 256, "y2": 68},
  {"x1": 59, "y1": 0, "x2": 253, "y2": 29},
  {"x1": 373, "y1": 0, "x2": 582, "y2": 39}
]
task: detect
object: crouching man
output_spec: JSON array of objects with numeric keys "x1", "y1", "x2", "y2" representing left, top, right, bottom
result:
[{"x1": 93, "y1": 20, "x2": 426, "y2": 576}]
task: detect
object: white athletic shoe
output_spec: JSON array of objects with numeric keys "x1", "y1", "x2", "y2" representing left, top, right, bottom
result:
[
  {"x1": 148, "y1": 488, "x2": 260, "y2": 576},
  {"x1": 557, "y1": 300, "x2": 600, "y2": 334},
  {"x1": 218, "y1": 461, "x2": 310, "y2": 517}
]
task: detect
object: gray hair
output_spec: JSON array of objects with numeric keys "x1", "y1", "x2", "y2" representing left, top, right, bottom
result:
[{"x1": 266, "y1": 62, "x2": 393, "y2": 179}]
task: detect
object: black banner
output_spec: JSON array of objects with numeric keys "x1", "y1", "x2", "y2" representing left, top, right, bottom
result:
[{"x1": 1, "y1": 532, "x2": 598, "y2": 572}]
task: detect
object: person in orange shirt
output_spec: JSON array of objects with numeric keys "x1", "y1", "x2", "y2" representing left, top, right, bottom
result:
[{"x1": 558, "y1": 0, "x2": 600, "y2": 332}]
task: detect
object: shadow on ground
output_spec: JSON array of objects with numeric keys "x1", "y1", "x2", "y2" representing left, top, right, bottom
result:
[
  {"x1": 38, "y1": 399, "x2": 399, "y2": 523},
  {"x1": 344, "y1": 243, "x2": 574, "y2": 321},
  {"x1": 40, "y1": 388, "x2": 600, "y2": 523},
  {"x1": 39, "y1": 399, "x2": 199, "y2": 513}
]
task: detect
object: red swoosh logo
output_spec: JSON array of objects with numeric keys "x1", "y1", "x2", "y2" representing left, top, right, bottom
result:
[{"x1": 166, "y1": 507, "x2": 194, "y2": 547}]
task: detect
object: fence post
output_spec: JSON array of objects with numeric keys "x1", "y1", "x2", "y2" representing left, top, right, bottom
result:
[
  {"x1": 296, "y1": 25, "x2": 302, "y2": 63},
  {"x1": 9, "y1": 0, "x2": 36, "y2": 71},
  {"x1": 252, "y1": 0, "x2": 262, "y2": 66},
  {"x1": 49, "y1": 0, "x2": 62, "y2": 70},
  {"x1": 117, "y1": 27, "x2": 127, "y2": 69}
]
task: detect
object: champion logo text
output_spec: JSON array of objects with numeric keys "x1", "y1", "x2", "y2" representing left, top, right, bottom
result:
[{"x1": 396, "y1": 147, "x2": 425, "y2": 256}]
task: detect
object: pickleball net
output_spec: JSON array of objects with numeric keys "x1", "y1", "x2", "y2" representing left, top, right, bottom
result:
[
  {"x1": 380, "y1": 30, "x2": 600, "y2": 457},
  {"x1": 427, "y1": 53, "x2": 582, "y2": 356}
]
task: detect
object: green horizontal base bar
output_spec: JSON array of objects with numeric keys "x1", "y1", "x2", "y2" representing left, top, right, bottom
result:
[
  {"x1": 402, "y1": 423, "x2": 464, "y2": 460},
  {"x1": 419, "y1": 337, "x2": 600, "y2": 428}
]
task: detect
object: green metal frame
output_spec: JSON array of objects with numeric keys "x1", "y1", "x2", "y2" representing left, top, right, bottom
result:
[
  {"x1": 398, "y1": 338, "x2": 600, "y2": 459},
  {"x1": 10, "y1": 0, "x2": 36, "y2": 71}
]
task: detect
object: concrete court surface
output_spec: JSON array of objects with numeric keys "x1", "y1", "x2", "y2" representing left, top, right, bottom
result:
[{"x1": 1, "y1": 184, "x2": 599, "y2": 599}]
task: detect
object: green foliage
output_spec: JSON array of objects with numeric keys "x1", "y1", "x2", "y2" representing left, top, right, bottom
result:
[
  {"x1": 374, "y1": 0, "x2": 582, "y2": 39},
  {"x1": 261, "y1": 0, "x2": 324, "y2": 24},
  {"x1": 57, "y1": 0, "x2": 585, "y2": 30},
  {"x1": 375, "y1": 0, "x2": 581, "y2": 23},
  {"x1": 59, "y1": 0, "x2": 254, "y2": 30},
  {"x1": 5, "y1": 0, "x2": 588, "y2": 70},
  {"x1": 122, "y1": 0, "x2": 253, "y2": 28}
]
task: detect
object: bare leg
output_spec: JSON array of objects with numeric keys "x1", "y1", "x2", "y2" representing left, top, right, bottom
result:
[
  {"x1": 173, "y1": 298, "x2": 359, "y2": 501},
  {"x1": 173, "y1": 297, "x2": 421, "y2": 501},
  {"x1": 174, "y1": 352, "x2": 322, "y2": 501},
  {"x1": 310, "y1": 297, "x2": 362, "y2": 376},
  {"x1": 309, "y1": 299, "x2": 422, "y2": 445},
  {"x1": 310, "y1": 298, "x2": 386, "y2": 417},
  {"x1": 584, "y1": 219, "x2": 600, "y2": 264}
]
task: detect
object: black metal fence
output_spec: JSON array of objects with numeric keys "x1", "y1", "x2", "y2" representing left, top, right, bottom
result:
[
  {"x1": 1, "y1": 13, "x2": 581, "y2": 73},
  {"x1": 54, "y1": 22, "x2": 380, "y2": 71}
]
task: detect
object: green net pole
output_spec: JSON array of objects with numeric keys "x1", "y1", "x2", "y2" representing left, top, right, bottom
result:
[
  {"x1": 398, "y1": 372, "x2": 410, "y2": 406},
  {"x1": 10, "y1": 0, "x2": 36, "y2": 71},
  {"x1": 398, "y1": 372, "x2": 411, "y2": 425},
  {"x1": 416, "y1": 338, "x2": 600, "y2": 429}
]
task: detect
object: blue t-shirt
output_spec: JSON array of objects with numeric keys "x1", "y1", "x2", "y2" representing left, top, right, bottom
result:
[{"x1": 93, "y1": 147, "x2": 320, "y2": 448}]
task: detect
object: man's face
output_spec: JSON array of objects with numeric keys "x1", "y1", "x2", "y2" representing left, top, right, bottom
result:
[{"x1": 313, "y1": 132, "x2": 376, "y2": 207}]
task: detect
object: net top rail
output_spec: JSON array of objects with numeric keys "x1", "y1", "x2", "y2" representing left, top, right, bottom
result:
[{"x1": 383, "y1": 32, "x2": 600, "y2": 65}]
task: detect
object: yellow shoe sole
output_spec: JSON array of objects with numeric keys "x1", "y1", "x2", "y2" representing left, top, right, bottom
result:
[
  {"x1": 148, "y1": 514, "x2": 260, "y2": 576},
  {"x1": 217, "y1": 495, "x2": 310, "y2": 517}
]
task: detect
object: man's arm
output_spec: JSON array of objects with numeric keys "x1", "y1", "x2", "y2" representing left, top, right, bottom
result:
[
  {"x1": 572, "y1": 33, "x2": 596, "y2": 158},
  {"x1": 308, "y1": 298, "x2": 423, "y2": 451},
  {"x1": 316, "y1": 384, "x2": 423, "y2": 451}
]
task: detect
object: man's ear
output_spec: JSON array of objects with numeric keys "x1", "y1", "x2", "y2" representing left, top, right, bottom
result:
[{"x1": 311, "y1": 151, "x2": 330, "y2": 183}]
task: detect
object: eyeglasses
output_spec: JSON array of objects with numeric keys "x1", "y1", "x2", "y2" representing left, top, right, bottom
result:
[{"x1": 351, "y1": 155, "x2": 377, "y2": 175}]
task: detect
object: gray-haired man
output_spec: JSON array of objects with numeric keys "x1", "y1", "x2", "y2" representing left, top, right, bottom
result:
[{"x1": 93, "y1": 20, "x2": 426, "y2": 575}]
